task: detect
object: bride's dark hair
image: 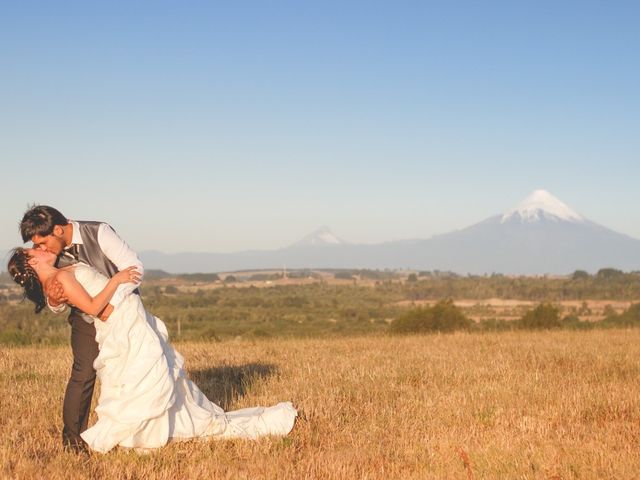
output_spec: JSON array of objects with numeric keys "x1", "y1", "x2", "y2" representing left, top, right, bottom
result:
[{"x1": 7, "y1": 248, "x2": 46, "y2": 313}]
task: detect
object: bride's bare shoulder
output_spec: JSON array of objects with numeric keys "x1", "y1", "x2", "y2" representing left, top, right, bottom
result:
[{"x1": 52, "y1": 269, "x2": 77, "y2": 287}]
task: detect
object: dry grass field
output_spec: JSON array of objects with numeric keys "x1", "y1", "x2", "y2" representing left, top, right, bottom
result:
[{"x1": 1, "y1": 330, "x2": 639, "y2": 479}]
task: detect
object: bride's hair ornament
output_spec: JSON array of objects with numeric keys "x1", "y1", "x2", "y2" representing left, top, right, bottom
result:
[{"x1": 7, "y1": 248, "x2": 46, "y2": 313}]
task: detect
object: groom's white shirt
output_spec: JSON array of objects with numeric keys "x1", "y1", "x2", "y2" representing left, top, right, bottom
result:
[{"x1": 64, "y1": 221, "x2": 145, "y2": 308}]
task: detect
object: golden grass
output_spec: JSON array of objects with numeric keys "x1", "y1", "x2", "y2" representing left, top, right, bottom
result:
[{"x1": 1, "y1": 330, "x2": 639, "y2": 479}]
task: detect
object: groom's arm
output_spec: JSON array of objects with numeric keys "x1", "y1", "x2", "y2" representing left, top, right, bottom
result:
[{"x1": 97, "y1": 223, "x2": 144, "y2": 313}]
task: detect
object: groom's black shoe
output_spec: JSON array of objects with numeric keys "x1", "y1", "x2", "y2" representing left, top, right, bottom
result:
[{"x1": 62, "y1": 436, "x2": 90, "y2": 455}]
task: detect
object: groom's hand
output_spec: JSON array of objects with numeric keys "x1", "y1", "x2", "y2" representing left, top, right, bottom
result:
[
  {"x1": 46, "y1": 278, "x2": 68, "y2": 307},
  {"x1": 98, "y1": 304, "x2": 114, "y2": 321}
]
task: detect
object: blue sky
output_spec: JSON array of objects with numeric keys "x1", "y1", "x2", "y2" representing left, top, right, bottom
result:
[{"x1": 2, "y1": 1, "x2": 639, "y2": 253}]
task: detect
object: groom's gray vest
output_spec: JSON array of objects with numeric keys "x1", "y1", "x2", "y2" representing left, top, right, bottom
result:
[{"x1": 58, "y1": 221, "x2": 139, "y2": 324}]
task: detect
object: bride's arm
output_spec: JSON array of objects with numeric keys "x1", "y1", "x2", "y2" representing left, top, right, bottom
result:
[{"x1": 54, "y1": 267, "x2": 141, "y2": 318}]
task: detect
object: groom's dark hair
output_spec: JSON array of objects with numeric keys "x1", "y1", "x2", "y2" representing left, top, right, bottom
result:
[{"x1": 20, "y1": 205, "x2": 69, "y2": 242}]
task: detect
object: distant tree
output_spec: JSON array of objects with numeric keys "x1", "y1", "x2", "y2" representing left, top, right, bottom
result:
[
  {"x1": 578, "y1": 301, "x2": 592, "y2": 316},
  {"x1": 407, "y1": 273, "x2": 418, "y2": 283},
  {"x1": 179, "y1": 273, "x2": 221, "y2": 282},
  {"x1": 224, "y1": 275, "x2": 237, "y2": 283},
  {"x1": 519, "y1": 303, "x2": 561, "y2": 329},
  {"x1": 334, "y1": 271, "x2": 354, "y2": 280},
  {"x1": 571, "y1": 270, "x2": 590, "y2": 281},
  {"x1": 602, "y1": 304, "x2": 616, "y2": 318},
  {"x1": 164, "y1": 285, "x2": 179, "y2": 294},
  {"x1": 596, "y1": 268, "x2": 624, "y2": 280},
  {"x1": 144, "y1": 269, "x2": 172, "y2": 280}
]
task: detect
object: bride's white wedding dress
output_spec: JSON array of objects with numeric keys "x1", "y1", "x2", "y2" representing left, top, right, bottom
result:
[{"x1": 71, "y1": 264, "x2": 296, "y2": 453}]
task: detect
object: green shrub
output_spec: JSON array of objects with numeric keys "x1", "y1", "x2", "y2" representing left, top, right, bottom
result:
[
  {"x1": 519, "y1": 303, "x2": 562, "y2": 330},
  {"x1": 389, "y1": 299, "x2": 472, "y2": 334},
  {"x1": 477, "y1": 318, "x2": 514, "y2": 332},
  {"x1": 179, "y1": 273, "x2": 221, "y2": 282},
  {"x1": 602, "y1": 303, "x2": 640, "y2": 327},
  {"x1": 559, "y1": 314, "x2": 594, "y2": 330},
  {"x1": 334, "y1": 271, "x2": 355, "y2": 280}
]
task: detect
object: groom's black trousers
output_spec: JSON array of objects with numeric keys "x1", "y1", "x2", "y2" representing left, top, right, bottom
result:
[{"x1": 62, "y1": 316, "x2": 99, "y2": 449}]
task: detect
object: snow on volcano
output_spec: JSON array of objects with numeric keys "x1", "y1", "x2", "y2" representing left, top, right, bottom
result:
[
  {"x1": 501, "y1": 189, "x2": 584, "y2": 223},
  {"x1": 291, "y1": 226, "x2": 347, "y2": 247}
]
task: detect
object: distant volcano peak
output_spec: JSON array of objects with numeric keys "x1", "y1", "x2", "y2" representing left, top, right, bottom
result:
[
  {"x1": 501, "y1": 189, "x2": 584, "y2": 224},
  {"x1": 291, "y1": 226, "x2": 348, "y2": 247}
]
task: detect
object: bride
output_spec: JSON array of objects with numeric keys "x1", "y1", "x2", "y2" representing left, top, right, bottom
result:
[{"x1": 7, "y1": 247, "x2": 297, "y2": 453}]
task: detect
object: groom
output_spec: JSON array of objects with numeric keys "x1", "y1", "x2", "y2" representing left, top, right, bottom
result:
[{"x1": 19, "y1": 205, "x2": 144, "y2": 453}]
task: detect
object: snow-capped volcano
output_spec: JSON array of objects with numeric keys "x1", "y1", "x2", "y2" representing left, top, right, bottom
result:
[
  {"x1": 501, "y1": 189, "x2": 584, "y2": 223},
  {"x1": 415, "y1": 189, "x2": 639, "y2": 273},
  {"x1": 291, "y1": 226, "x2": 347, "y2": 247}
]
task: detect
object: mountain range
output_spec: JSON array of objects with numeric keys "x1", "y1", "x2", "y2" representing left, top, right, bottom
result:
[{"x1": 139, "y1": 190, "x2": 640, "y2": 275}]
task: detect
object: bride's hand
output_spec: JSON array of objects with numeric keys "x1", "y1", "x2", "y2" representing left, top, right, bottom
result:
[{"x1": 113, "y1": 266, "x2": 142, "y2": 285}]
